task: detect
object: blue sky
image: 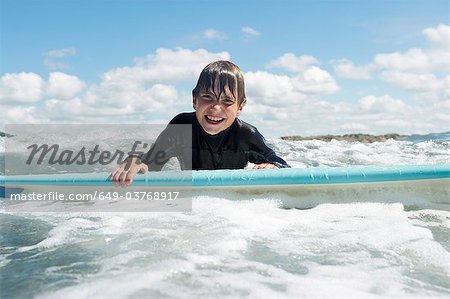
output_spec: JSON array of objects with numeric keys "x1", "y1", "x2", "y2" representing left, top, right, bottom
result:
[{"x1": 1, "y1": 0, "x2": 449, "y2": 137}]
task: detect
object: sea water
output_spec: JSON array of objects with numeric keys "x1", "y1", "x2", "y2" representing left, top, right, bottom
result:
[{"x1": 1, "y1": 133, "x2": 449, "y2": 298}]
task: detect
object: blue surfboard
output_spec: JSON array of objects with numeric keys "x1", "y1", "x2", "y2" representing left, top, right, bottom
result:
[{"x1": 2, "y1": 164, "x2": 449, "y2": 211}]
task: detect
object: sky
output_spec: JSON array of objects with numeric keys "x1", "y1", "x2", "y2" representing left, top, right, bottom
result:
[{"x1": 1, "y1": 0, "x2": 449, "y2": 137}]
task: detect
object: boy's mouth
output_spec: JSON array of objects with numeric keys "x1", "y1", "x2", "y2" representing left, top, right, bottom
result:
[{"x1": 205, "y1": 115, "x2": 225, "y2": 124}]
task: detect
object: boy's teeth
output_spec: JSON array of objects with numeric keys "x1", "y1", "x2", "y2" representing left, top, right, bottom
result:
[{"x1": 207, "y1": 116, "x2": 223, "y2": 121}]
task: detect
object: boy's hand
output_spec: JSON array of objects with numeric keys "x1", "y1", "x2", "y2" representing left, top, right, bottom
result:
[
  {"x1": 252, "y1": 163, "x2": 277, "y2": 169},
  {"x1": 110, "y1": 156, "x2": 148, "y2": 188}
]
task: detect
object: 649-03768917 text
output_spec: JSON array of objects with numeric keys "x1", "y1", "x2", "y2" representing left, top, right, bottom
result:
[{"x1": 9, "y1": 191, "x2": 180, "y2": 201}]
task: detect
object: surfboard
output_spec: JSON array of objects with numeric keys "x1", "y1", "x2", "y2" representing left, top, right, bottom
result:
[{"x1": 1, "y1": 164, "x2": 449, "y2": 210}]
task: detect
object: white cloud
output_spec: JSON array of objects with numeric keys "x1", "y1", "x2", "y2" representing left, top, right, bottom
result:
[
  {"x1": 241, "y1": 99, "x2": 354, "y2": 136},
  {"x1": 373, "y1": 119, "x2": 412, "y2": 129},
  {"x1": 268, "y1": 53, "x2": 319, "y2": 73},
  {"x1": 2, "y1": 48, "x2": 222, "y2": 123},
  {"x1": 202, "y1": 29, "x2": 227, "y2": 40},
  {"x1": 45, "y1": 47, "x2": 76, "y2": 58},
  {"x1": 380, "y1": 71, "x2": 442, "y2": 93},
  {"x1": 21, "y1": 47, "x2": 229, "y2": 122},
  {"x1": 103, "y1": 47, "x2": 230, "y2": 85},
  {"x1": 264, "y1": 54, "x2": 338, "y2": 96},
  {"x1": 422, "y1": 23, "x2": 450, "y2": 49},
  {"x1": 2, "y1": 39, "x2": 449, "y2": 136},
  {"x1": 375, "y1": 48, "x2": 439, "y2": 73},
  {"x1": 245, "y1": 66, "x2": 338, "y2": 107},
  {"x1": 380, "y1": 71, "x2": 449, "y2": 103},
  {"x1": 245, "y1": 71, "x2": 300, "y2": 106},
  {"x1": 46, "y1": 72, "x2": 86, "y2": 99},
  {"x1": 75, "y1": 83, "x2": 180, "y2": 116},
  {"x1": 294, "y1": 66, "x2": 339, "y2": 94},
  {"x1": 340, "y1": 123, "x2": 369, "y2": 131},
  {"x1": 80, "y1": 48, "x2": 229, "y2": 121},
  {"x1": 242, "y1": 91, "x2": 449, "y2": 137},
  {"x1": 242, "y1": 26, "x2": 260, "y2": 36},
  {"x1": 374, "y1": 24, "x2": 450, "y2": 73},
  {"x1": 326, "y1": 24, "x2": 450, "y2": 108},
  {"x1": 331, "y1": 59, "x2": 375, "y2": 80},
  {"x1": 335, "y1": 24, "x2": 449, "y2": 106},
  {"x1": 44, "y1": 83, "x2": 179, "y2": 121},
  {"x1": 357, "y1": 95, "x2": 412, "y2": 114},
  {"x1": 44, "y1": 59, "x2": 70, "y2": 70},
  {"x1": 0, "y1": 72, "x2": 44, "y2": 104},
  {"x1": 1, "y1": 105, "x2": 45, "y2": 124},
  {"x1": 348, "y1": 95, "x2": 446, "y2": 134},
  {"x1": 43, "y1": 47, "x2": 76, "y2": 70}
]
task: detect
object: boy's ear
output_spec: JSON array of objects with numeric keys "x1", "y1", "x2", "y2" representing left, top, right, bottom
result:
[
  {"x1": 236, "y1": 100, "x2": 246, "y2": 116},
  {"x1": 192, "y1": 97, "x2": 197, "y2": 110}
]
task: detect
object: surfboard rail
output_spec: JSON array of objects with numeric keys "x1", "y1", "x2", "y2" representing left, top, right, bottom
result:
[{"x1": 1, "y1": 164, "x2": 449, "y2": 187}]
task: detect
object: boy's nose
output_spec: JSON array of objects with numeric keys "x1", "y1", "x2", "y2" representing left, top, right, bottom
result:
[{"x1": 210, "y1": 102, "x2": 222, "y2": 110}]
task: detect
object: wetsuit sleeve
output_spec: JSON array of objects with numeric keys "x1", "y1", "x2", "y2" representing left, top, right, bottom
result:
[
  {"x1": 139, "y1": 129, "x2": 176, "y2": 171},
  {"x1": 139, "y1": 114, "x2": 188, "y2": 171},
  {"x1": 247, "y1": 129, "x2": 291, "y2": 168}
]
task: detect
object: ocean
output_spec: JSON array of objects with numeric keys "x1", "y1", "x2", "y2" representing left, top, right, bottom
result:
[{"x1": 1, "y1": 132, "x2": 449, "y2": 298}]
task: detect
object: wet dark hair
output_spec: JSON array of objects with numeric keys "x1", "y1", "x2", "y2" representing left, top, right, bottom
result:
[{"x1": 192, "y1": 60, "x2": 246, "y2": 105}]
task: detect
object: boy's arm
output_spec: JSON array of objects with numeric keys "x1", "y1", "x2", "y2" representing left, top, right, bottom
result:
[
  {"x1": 110, "y1": 129, "x2": 178, "y2": 187},
  {"x1": 110, "y1": 115, "x2": 186, "y2": 187},
  {"x1": 247, "y1": 129, "x2": 290, "y2": 168},
  {"x1": 140, "y1": 113, "x2": 193, "y2": 170},
  {"x1": 140, "y1": 129, "x2": 175, "y2": 171}
]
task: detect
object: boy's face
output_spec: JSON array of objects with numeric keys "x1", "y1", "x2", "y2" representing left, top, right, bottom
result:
[{"x1": 193, "y1": 87, "x2": 244, "y2": 135}]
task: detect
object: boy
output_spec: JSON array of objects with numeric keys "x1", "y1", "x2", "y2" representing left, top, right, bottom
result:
[{"x1": 111, "y1": 60, "x2": 289, "y2": 187}]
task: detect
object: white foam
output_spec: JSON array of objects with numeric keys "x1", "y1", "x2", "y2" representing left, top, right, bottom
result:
[
  {"x1": 269, "y1": 138, "x2": 450, "y2": 167},
  {"x1": 20, "y1": 199, "x2": 449, "y2": 298},
  {"x1": 17, "y1": 217, "x2": 102, "y2": 252}
]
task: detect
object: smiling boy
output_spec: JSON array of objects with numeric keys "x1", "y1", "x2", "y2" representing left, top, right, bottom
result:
[{"x1": 111, "y1": 60, "x2": 289, "y2": 186}]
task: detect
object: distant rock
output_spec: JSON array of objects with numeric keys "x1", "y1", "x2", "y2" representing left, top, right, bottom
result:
[
  {"x1": 0, "y1": 132, "x2": 14, "y2": 137},
  {"x1": 281, "y1": 133, "x2": 408, "y2": 143}
]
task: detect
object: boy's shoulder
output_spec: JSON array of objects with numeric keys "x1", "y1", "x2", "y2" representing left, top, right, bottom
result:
[
  {"x1": 235, "y1": 118, "x2": 260, "y2": 136},
  {"x1": 233, "y1": 118, "x2": 269, "y2": 146},
  {"x1": 169, "y1": 112, "x2": 196, "y2": 124}
]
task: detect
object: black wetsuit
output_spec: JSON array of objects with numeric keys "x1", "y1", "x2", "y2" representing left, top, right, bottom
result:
[{"x1": 141, "y1": 112, "x2": 290, "y2": 170}]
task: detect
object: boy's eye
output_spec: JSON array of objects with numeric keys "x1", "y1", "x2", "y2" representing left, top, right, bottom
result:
[
  {"x1": 201, "y1": 95, "x2": 213, "y2": 101},
  {"x1": 223, "y1": 99, "x2": 235, "y2": 105}
]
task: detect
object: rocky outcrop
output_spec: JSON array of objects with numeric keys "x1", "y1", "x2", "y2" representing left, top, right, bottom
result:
[
  {"x1": 281, "y1": 133, "x2": 407, "y2": 143},
  {"x1": 0, "y1": 132, "x2": 14, "y2": 137}
]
